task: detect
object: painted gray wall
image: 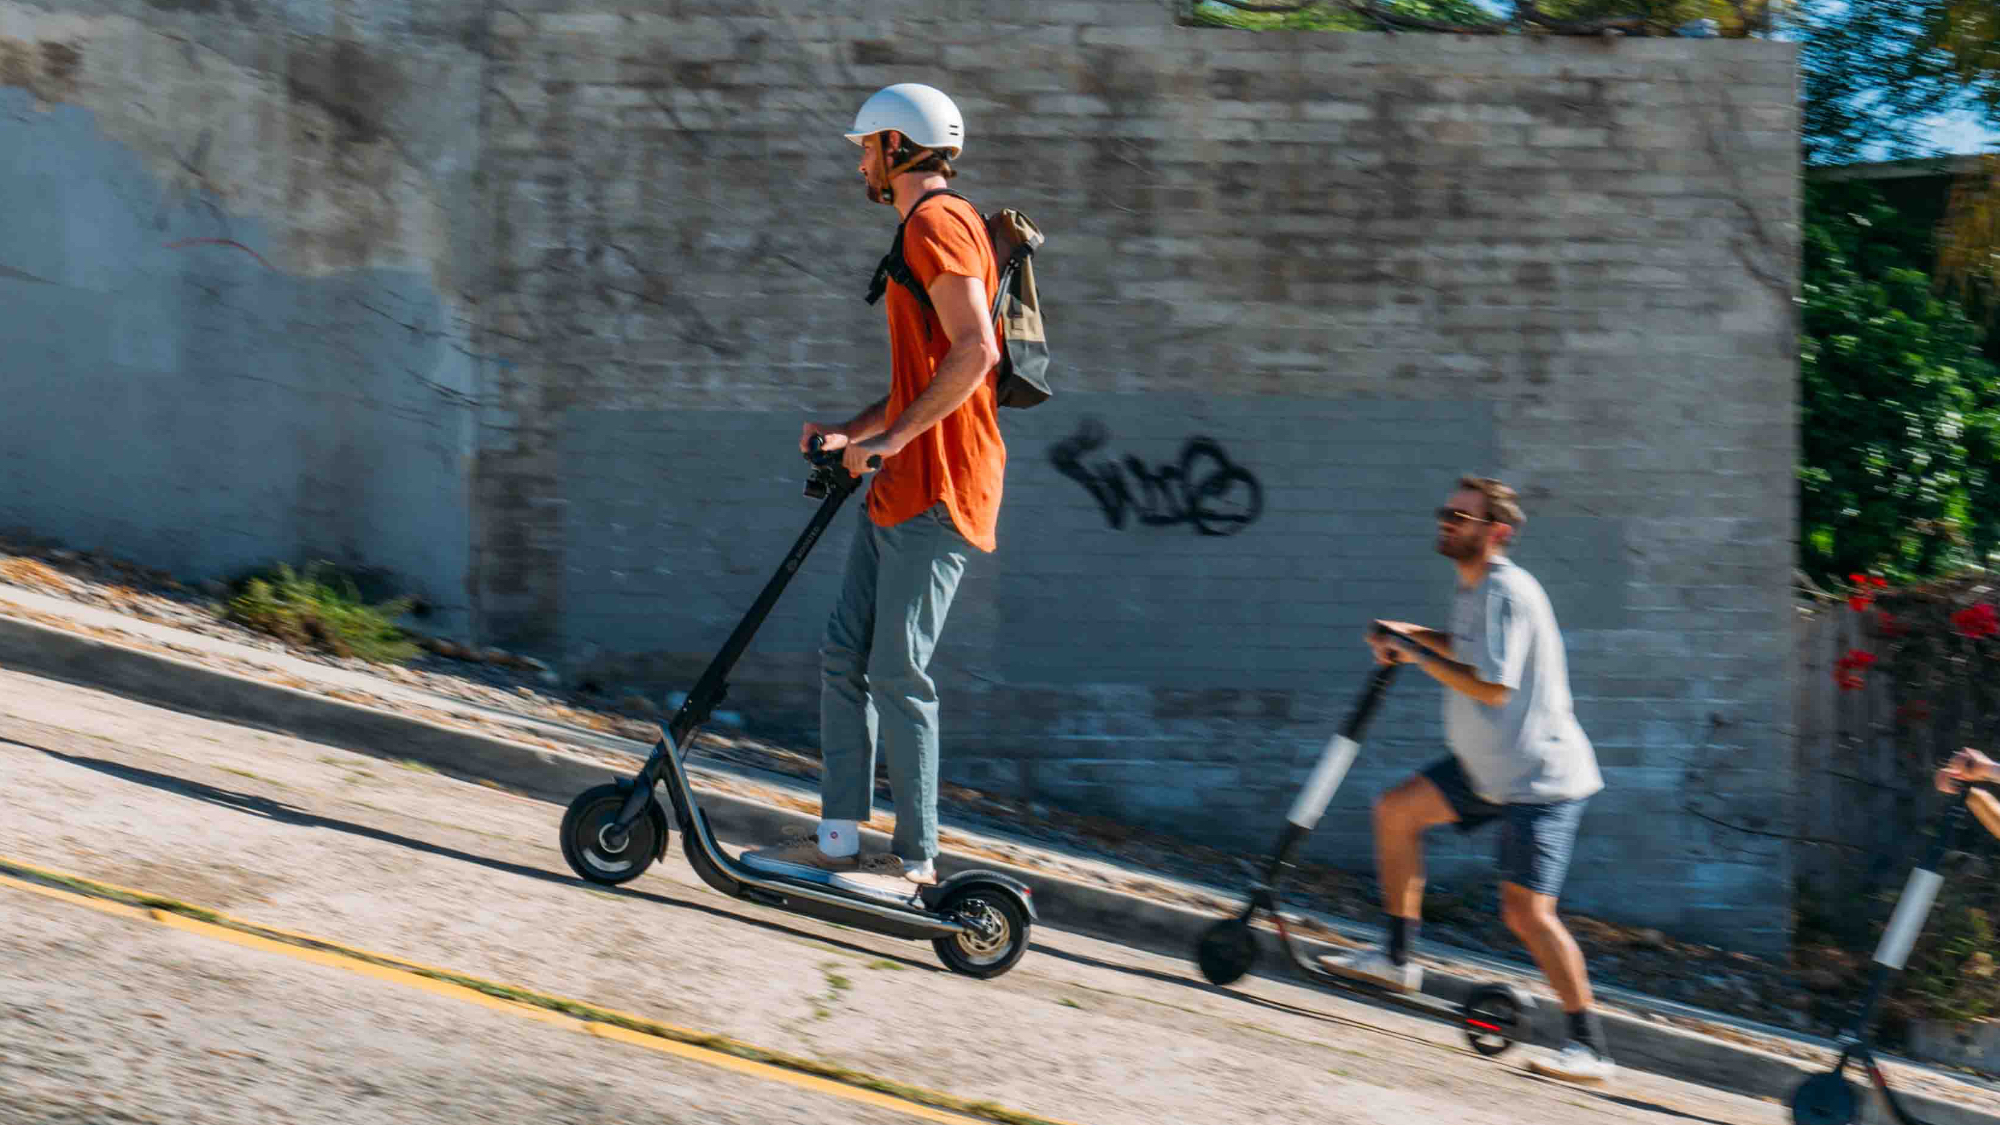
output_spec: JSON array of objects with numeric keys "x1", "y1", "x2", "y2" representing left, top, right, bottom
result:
[{"x1": 0, "y1": 1, "x2": 484, "y2": 630}]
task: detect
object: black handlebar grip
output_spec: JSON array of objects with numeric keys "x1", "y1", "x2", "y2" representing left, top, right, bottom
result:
[{"x1": 804, "y1": 435, "x2": 881, "y2": 471}]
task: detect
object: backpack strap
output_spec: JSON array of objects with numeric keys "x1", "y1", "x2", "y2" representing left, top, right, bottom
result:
[{"x1": 864, "y1": 188, "x2": 974, "y2": 310}]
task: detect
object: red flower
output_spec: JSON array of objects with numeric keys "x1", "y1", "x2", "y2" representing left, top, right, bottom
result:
[
  {"x1": 1951, "y1": 604, "x2": 2000, "y2": 639},
  {"x1": 1833, "y1": 648, "x2": 1876, "y2": 690},
  {"x1": 1849, "y1": 594, "x2": 1874, "y2": 612},
  {"x1": 1849, "y1": 573, "x2": 1866, "y2": 584},
  {"x1": 1877, "y1": 612, "x2": 1905, "y2": 638},
  {"x1": 1870, "y1": 576, "x2": 1888, "y2": 588}
]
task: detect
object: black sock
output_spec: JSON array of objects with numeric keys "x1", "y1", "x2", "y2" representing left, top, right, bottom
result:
[
  {"x1": 1386, "y1": 915, "x2": 1417, "y2": 966},
  {"x1": 1567, "y1": 1008, "x2": 1607, "y2": 1056}
]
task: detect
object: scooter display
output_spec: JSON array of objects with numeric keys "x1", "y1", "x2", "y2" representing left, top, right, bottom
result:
[
  {"x1": 1789, "y1": 785, "x2": 2000, "y2": 1125},
  {"x1": 557, "y1": 437, "x2": 1036, "y2": 979},
  {"x1": 1194, "y1": 637, "x2": 1537, "y2": 1057}
]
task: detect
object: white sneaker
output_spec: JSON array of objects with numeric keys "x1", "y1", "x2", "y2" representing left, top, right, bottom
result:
[
  {"x1": 739, "y1": 832, "x2": 857, "y2": 875},
  {"x1": 902, "y1": 857, "x2": 938, "y2": 885},
  {"x1": 1315, "y1": 948, "x2": 1422, "y2": 992},
  {"x1": 1529, "y1": 1040, "x2": 1616, "y2": 1084}
]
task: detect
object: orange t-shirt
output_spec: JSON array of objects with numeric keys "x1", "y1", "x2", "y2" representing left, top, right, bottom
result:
[{"x1": 866, "y1": 194, "x2": 1006, "y2": 553}]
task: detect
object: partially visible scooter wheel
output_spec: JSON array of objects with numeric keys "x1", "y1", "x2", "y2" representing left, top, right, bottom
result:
[
  {"x1": 1789, "y1": 1072, "x2": 1858, "y2": 1125},
  {"x1": 933, "y1": 887, "x2": 1031, "y2": 979},
  {"x1": 1462, "y1": 983, "x2": 1534, "y2": 1057},
  {"x1": 1195, "y1": 917, "x2": 1259, "y2": 986},
  {"x1": 561, "y1": 783, "x2": 663, "y2": 886}
]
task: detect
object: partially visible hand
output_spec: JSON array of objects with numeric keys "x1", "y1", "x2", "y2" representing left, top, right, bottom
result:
[
  {"x1": 801, "y1": 422, "x2": 848, "y2": 455},
  {"x1": 1365, "y1": 629, "x2": 1409, "y2": 666},
  {"x1": 845, "y1": 435, "x2": 897, "y2": 477},
  {"x1": 1937, "y1": 747, "x2": 1997, "y2": 794}
]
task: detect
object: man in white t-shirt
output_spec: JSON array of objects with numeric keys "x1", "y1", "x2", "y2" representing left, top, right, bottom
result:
[{"x1": 1321, "y1": 475, "x2": 1614, "y2": 1084}]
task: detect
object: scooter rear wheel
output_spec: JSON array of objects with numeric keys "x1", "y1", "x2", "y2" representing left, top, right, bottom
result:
[
  {"x1": 1195, "y1": 917, "x2": 1259, "y2": 986},
  {"x1": 1462, "y1": 983, "x2": 1533, "y2": 1057},
  {"x1": 561, "y1": 783, "x2": 662, "y2": 886},
  {"x1": 932, "y1": 887, "x2": 1031, "y2": 979}
]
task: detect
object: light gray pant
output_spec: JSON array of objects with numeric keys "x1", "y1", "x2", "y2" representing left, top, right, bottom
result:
[{"x1": 820, "y1": 501, "x2": 969, "y2": 862}]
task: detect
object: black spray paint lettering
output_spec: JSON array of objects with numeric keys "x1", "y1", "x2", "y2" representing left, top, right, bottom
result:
[{"x1": 1048, "y1": 416, "x2": 1264, "y2": 537}]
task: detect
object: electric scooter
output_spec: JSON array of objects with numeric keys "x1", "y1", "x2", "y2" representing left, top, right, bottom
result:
[
  {"x1": 1194, "y1": 636, "x2": 1537, "y2": 1057},
  {"x1": 1790, "y1": 785, "x2": 2000, "y2": 1125},
  {"x1": 557, "y1": 437, "x2": 1036, "y2": 979}
]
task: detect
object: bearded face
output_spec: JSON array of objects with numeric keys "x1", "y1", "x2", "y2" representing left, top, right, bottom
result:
[{"x1": 1435, "y1": 490, "x2": 1499, "y2": 560}]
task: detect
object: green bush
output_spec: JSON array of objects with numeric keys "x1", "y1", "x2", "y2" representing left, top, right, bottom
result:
[
  {"x1": 1900, "y1": 862, "x2": 2000, "y2": 1026},
  {"x1": 224, "y1": 562, "x2": 419, "y2": 664},
  {"x1": 1800, "y1": 182, "x2": 2000, "y2": 583}
]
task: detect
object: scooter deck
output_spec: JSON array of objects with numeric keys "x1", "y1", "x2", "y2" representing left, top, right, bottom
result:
[
  {"x1": 738, "y1": 855, "x2": 924, "y2": 909},
  {"x1": 1276, "y1": 916, "x2": 1462, "y2": 1017},
  {"x1": 1273, "y1": 914, "x2": 1530, "y2": 1045}
]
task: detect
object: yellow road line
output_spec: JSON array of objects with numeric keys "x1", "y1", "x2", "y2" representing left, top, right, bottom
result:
[{"x1": 0, "y1": 860, "x2": 1068, "y2": 1125}]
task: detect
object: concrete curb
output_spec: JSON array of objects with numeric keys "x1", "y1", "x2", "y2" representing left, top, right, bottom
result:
[{"x1": 1, "y1": 610, "x2": 1994, "y2": 1124}]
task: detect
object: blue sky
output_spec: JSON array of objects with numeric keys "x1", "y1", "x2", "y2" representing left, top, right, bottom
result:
[{"x1": 1898, "y1": 111, "x2": 2000, "y2": 158}]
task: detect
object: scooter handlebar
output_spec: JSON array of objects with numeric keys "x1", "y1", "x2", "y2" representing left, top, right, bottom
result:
[
  {"x1": 804, "y1": 435, "x2": 882, "y2": 471},
  {"x1": 1371, "y1": 623, "x2": 1426, "y2": 661}
]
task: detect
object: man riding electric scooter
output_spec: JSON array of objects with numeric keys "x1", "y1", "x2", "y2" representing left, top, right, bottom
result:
[
  {"x1": 742, "y1": 83, "x2": 1005, "y2": 888},
  {"x1": 1326, "y1": 476, "x2": 1616, "y2": 1083}
]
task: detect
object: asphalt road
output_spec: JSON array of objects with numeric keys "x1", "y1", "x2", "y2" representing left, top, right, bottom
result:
[{"x1": 0, "y1": 665, "x2": 1791, "y2": 1125}]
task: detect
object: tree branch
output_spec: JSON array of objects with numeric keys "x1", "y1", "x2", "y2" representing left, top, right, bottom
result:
[
  {"x1": 1200, "y1": 0, "x2": 1315, "y2": 11},
  {"x1": 1517, "y1": 1, "x2": 1651, "y2": 35},
  {"x1": 1337, "y1": 0, "x2": 1505, "y2": 33}
]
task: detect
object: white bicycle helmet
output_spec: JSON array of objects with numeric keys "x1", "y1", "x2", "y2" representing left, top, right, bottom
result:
[{"x1": 844, "y1": 83, "x2": 964, "y2": 158}]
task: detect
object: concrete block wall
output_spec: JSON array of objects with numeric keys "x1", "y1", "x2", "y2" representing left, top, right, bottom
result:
[
  {"x1": 0, "y1": 0, "x2": 1801, "y2": 951},
  {"x1": 478, "y1": 2, "x2": 1800, "y2": 953}
]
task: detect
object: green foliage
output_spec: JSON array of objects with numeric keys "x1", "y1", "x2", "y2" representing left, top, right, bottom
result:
[
  {"x1": 1187, "y1": 0, "x2": 1499, "y2": 32},
  {"x1": 1799, "y1": 181, "x2": 2000, "y2": 582},
  {"x1": 1188, "y1": 1, "x2": 1371, "y2": 30},
  {"x1": 1901, "y1": 879, "x2": 2000, "y2": 1025},
  {"x1": 1529, "y1": 0, "x2": 1779, "y2": 35},
  {"x1": 224, "y1": 561, "x2": 419, "y2": 664}
]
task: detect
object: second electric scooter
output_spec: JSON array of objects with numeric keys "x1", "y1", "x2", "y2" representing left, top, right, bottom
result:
[
  {"x1": 1194, "y1": 633, "x2": 1537, "y2": 1057},
  {"x1": 557, "y1": 437, "x2": 1036, "y2": 979},
  {"x1": 1789, "y1": 785, "x2": 2000, "y2": 1125}
]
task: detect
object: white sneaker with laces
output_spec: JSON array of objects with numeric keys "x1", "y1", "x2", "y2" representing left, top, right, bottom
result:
[
  {"x1": 1314, "y1": 948, "x2": 1422, "y2": 992},
  {"x1": 1529, "y1": 1040, "x2": 1616, "y2": 1084},
  {"x1": 739, "y1": 832, "x2": 857, "y2": 875}
]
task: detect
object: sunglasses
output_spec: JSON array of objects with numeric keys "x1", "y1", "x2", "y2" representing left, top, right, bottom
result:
[{"x1": 1435, "y1": 508, "x2": 1491, "y2": 525}]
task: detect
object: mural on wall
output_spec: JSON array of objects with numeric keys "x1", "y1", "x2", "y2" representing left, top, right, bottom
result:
[{"x1": 1047, "y1": 416, "x2": 1264, "y2": 537}]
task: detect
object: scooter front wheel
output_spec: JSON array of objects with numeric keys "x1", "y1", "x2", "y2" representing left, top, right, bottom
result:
[
  {"x1": 933, "y1": 887, "x2": 1031, "y2": 979},
  {"x1": 561, "y1": 783, "x2": 663, "y2": 886},
  {"x1": 1789, "y1": 1072, "x2": 1858, "y2": 1125}
]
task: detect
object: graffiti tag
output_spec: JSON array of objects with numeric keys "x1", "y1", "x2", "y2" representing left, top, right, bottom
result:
[{"x1": 1048, "y1": 416, "x2": 1264, "y2": 537}]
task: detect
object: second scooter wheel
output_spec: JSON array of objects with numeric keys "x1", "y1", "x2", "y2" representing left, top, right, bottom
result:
[
  {"x1": 1195, "y1": 917, "x2": 1259, "y2": 986},
  {"x1": 560, "y1": 783, "x2": 663, "y2": 886},
  {"x1": 932, "y1": 887, "x2": 1031, "y2": 979},
  {"x1": 1461, "y1": 983, "x2": 1534, "y2": 1057},
  {"x1": 1788, "y1": 1072, "x2": 1858, "y2": 1125}
]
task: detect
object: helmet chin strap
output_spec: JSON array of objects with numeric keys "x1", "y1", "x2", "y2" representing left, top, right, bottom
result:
[{"x1": 873, "y1": 137, "x2": 934, "y2": 207}]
